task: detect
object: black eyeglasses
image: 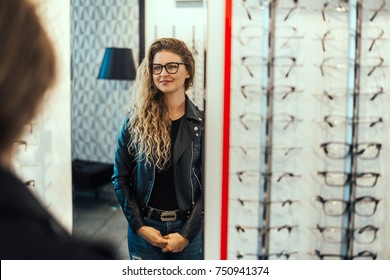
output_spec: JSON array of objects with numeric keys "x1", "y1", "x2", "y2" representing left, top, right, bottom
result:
[
  {"x1": 320, "y1": 28, "x2": 348, "y2": 52},
  {"x1": 240, "y1": 56, "x2": 263, "y2": 78},
  {"x1": 229, "y1": 198, "x2": 298, "y2": 222},
  {"x1": 271, "y1": 56, "x2": 299, "y2": 78},
  {"x1": 365, "y1": 27, "x2": 385, "y2": 51},
  {"x1": 267, "y1": 85, "x2": 303, "y2": 100},
  {"x1": 317, "y1": 171, "x2": 380, "y2": 188},
  {"x1": 14, "y1": 138, "x2": 40, "y2": 156},
  {"x1": 314, "y1": 249, "x2": 377, "y2": 260},
  {"x1": 277, "y1": 0, "x2": 299, "y2": 21},
  {"x1": 263, "y1": 172, "x2": 301, "y2": 182},
  {"x1": 230, "y1": 144, "x2": 302, "y2": 161},
  {"x1": 368, "y1": 0, "x2": 385, "y2": 21},
  {"x1": 241, "y1": 0, "x2": 265, "y2": 21},
  {"x1": 322, "y1": 86, "x2": 384, "y2": 101},
  {"x1": 316, "y1": 224, "x2": 379, "y2": 244},
  {"x1": 236, "y1": 25, "x2": 263, "y2": 46},
  {"x1": 365, "y1": 57, "x2": 384, "y2": 76},
  {"x1": 320, "y1": 142, "x2": 382, "y2": 160},
  {"x1": 234, "y1": 224, "x2": 298, "y2": 245},
  {"x1": 236, "y1": 250, "x2": 298, "y2": 260},
  {"x1": 238, "y1": 85, "x2": 303, "y2": 101},
  {"x1": 234, "y1": 112, "x2": 302, "y2": 131},
  {"x1": 232, "y1": 169, "x2": 259, "y2": 185},
  {"x1": 235, "y1": 224, "x2": 297, "y2": 234},
  {"x1": 24, "y1": 180, "x2": 36, "y2": 188},
  {"x1": 235, "y1": 25, "x2": 303, "y2": 49},
  {"x1": 274, "y1": 26, "x2": 304, "y2": 48},
  {"x1": 238, "y1": 84, "x2": 262, "y2": 100},
  {"x1": 320, "y1": 57, "x2": 347, "y2": 77},
  {"x1": 149, "y1": 62, "x2": 187, "y2": 75},
  {"x1": 316, "y1": 195, "x2": 380, "y2": 217},
  {"x1": 233, "y1": 170, "x2": 300, "y2": 185},
  {"x1": 359, "y1": 86, "x2": 385, "y2": 101},
  {"x1": 241, "y1": 56, "x2": 299, "y2": 78},
  {"x1": 319, "y1": 57, "x2": 384, "y2": 77},
  {"x1": 25, "y1": 122, "x2": 37, "y2": 134},
  {"x1": 267, "y1": 146, "x2": 302, "y2": 157},
  {"x1": 14, "y1": 140, "x2": 28, "y2": 152},
  {"x1": 323, "y1": 115, "x2": 384, "y2": 128},
  {"x1": 320, "y1": 27, "x2": 385, "y2": 53},
  {"x1": 233, "y1": 197, "x2": 298, "y2": 208},
  {"x1": 230, "y1": 144, "x2": 261, "y2": 161},
  {"x1": 321, "y1": 1, "x2": 348, "y2": 22}
]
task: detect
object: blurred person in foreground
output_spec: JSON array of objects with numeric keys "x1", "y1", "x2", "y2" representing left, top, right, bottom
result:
[{"x1": 0, "y1": 0, "x2": 115, "y2": 259}]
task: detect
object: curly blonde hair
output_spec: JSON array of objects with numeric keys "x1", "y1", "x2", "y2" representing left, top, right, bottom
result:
[{"x1": 127, "y1": 38, "x2": 195, "y2": 170}]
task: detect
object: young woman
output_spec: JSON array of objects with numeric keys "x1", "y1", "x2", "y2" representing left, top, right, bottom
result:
[{"x1": 112, "y1": 38, "x2": 204, "y2": 260}]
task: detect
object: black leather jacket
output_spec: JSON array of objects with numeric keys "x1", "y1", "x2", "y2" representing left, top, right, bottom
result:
[{"x1": 112, "y1": 95, "x2": 204, "y2": 242}]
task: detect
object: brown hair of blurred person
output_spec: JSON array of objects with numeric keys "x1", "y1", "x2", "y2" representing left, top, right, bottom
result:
[
  {"x1": 0, "y1": 0, "x2": 115, "y2": 260},
  {"x1": 0, "y1": 0, "x2": 56, "y2": 163}
]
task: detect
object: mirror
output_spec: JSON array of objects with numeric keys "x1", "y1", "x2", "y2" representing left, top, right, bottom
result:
[{"x1": 71, "y1": 0, "x2": 208, "y2": 260}]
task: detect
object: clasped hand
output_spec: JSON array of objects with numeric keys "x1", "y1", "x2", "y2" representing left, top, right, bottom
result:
[{"x1": 137, "y1": 226, "x2": 189, "y2": 253}]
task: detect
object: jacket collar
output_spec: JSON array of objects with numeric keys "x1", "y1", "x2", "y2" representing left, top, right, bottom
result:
[
  {"x1": 184, "y1": 94, "x2": 203, "y2": 123},
  {"x1": 172, "y1": 95, "x2": 203, "y2": 164}
]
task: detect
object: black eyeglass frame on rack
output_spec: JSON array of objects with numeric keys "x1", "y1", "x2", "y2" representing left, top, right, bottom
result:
[
  {"x1": 315, "y1": 224, "x2": 379, "y2": 244},
  {"x1": 317, "y1": 171, "x2": 381, "y2": 188},
  {"x1": 319, "y1": 141, "x2": 382, "y2": 160},
  {"x1": 315, "y1": 195, "x2": 380, "y2": 217}
]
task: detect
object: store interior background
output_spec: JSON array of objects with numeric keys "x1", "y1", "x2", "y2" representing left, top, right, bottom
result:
[{"x1": 14, "y1": 0, "x2": 390, "y2": 259}]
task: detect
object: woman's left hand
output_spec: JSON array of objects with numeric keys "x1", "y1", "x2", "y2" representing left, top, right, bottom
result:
[{"x1": 161, "y1": 233, "x2": 189, "y2": 253}]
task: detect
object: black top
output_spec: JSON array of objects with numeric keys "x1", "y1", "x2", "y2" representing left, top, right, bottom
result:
[
  {"x1": 0, "y1": 164, "x2": 115, "y2": 260},
  {"x1": 148, "y1": 116, "x2": 182, "y2": 210}
]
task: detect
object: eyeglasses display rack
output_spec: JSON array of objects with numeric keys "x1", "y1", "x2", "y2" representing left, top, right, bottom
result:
[
  {"x1": 341, "y1": 0, "x2": 361, "y2": 259},
  {"x1": 258, "y1": 0, "x2": 276, "y2": 259},
  {"x1": 225, "y1": 0, "x2": 390, "y2": 260}
]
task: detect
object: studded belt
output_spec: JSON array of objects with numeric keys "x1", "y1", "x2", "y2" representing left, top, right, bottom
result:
[{"x1": 143, "y1": 207, "x2": 187, "y2": 222}]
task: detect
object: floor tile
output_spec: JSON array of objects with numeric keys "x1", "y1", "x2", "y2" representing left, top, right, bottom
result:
[{"x1": 72, "y1": 184, "x2": 128, "y2": 260}]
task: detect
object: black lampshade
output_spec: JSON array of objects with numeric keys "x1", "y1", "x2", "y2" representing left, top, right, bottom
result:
[{"x1": 97, "y1": 47, "x2": 136, "y2": 80}]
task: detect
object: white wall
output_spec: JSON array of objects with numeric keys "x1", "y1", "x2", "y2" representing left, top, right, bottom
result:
[
  {"x1": 40, "y1": 0, "x2": 72, "y2": 232},
  {"x1": 14, "y1": 0, "x2": 73, "y2": 232},
  {"x1": 204, "y1": 0, "x2": 225, "y2": 260},
  {"x1": 145, "y1": 0, "x2": 207, "y2": 46}
]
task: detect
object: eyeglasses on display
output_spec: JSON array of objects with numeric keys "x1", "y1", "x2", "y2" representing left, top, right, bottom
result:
[
  {"x1": 313, "y1": 249, "x2": 377, "y2": 260},
  {"x1": 316, "y1": 195, "x2": 380, "y2": 217},
  {"x1": 236, "y1": 250, "x2": 298, "y2": 260},
  {"x1": 317, "y1": 171, "x2": 380, "y2": 188},
  {"x1": 315, "y1": 224, "x2": 379, "y2": 244},
  {"x1": 320, "y1": 141, "x2": 382, "y2": 160}
]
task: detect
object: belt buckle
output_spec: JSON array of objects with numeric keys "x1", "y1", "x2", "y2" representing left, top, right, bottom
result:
[{"x1": 160, "y1": 211, "x2": 177, "y2": 222}]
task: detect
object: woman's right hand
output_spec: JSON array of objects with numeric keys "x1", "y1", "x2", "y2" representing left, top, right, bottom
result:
[{"x1": 136, "y1": 226, "x2": 168, "y2": 249}]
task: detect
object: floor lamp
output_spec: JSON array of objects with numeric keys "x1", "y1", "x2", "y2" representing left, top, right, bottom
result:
[
  {"x1": 97, "y1": 47, "x2": 137, "y2": 127},
  {"x1": 97, "y1": 48, "x2": 136, "y2": 209}
]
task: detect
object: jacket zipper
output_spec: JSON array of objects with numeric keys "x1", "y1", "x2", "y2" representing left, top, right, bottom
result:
[
  {"x1": 190, "y1": 141, "x2": 195, "y2": 207},
  {"x1": 193, "y1": 168, "x2": 202, "y2": 190},
  {"x1": 145, "y1": 164, "x2": 155, "y2": 206}
]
